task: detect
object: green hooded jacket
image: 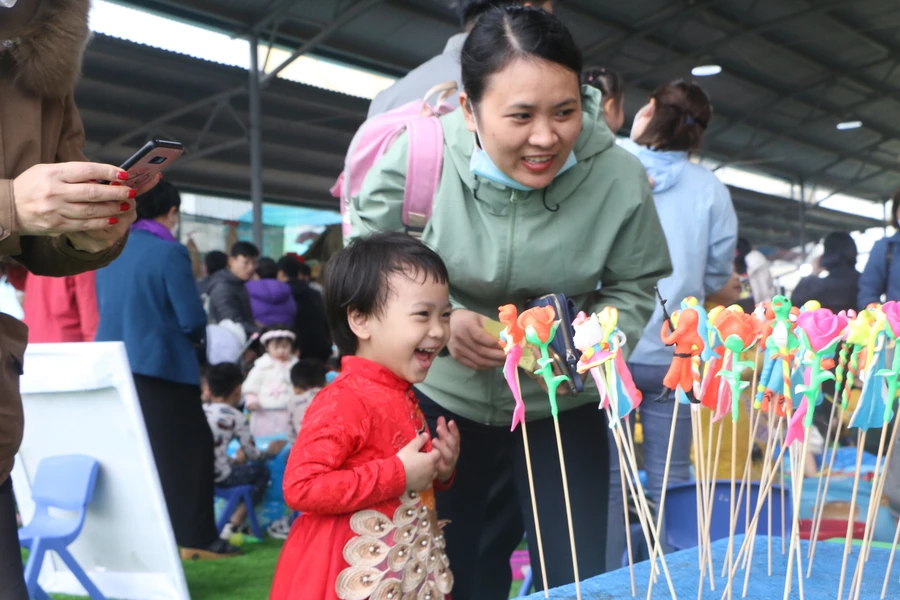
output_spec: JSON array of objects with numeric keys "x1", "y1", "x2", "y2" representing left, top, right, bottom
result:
[{"x1": 349, "y1": 85, "x2": 673, "y2": 426}]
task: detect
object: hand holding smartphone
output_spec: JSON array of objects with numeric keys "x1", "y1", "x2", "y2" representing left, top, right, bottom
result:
[{"x1": 104, "y1": 139, "x2": 183, "y2": 188}]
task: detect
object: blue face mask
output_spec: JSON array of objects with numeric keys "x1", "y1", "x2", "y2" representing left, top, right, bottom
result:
[{"x1": 468, "y1": 117, "x2": 577, "y2": 192}]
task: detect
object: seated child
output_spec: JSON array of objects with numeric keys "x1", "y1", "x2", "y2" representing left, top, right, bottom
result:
[
  {"x1": 203, "y1": 363, "x2": 286, "y2": 539},
  {"x1": 242, "y1": 327, "x2": 299, "y2": 438},
  {"x1": 287, "y1": 359, "x2": 328, "y2": 443},
  {"x1": 270, "y1": 232, "x2": 460, "y2": 600}
]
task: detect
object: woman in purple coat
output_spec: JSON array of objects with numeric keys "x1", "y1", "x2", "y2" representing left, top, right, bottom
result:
[{"x1": 246, "y1": 257, "x2": 298, "y2": 327}]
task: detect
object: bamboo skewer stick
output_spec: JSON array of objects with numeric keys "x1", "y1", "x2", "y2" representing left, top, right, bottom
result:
[
  {"x1": 836, "y1": 431, "x2": 867, "y2": 600},
  {"x1": 520, "y1": 420, "x2": 550, "y2": 598},
  {"x1": 646, "y1": 400, "x2": 682, "y2": 600}
]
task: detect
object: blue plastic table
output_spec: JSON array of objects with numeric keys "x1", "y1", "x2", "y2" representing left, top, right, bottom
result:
[{"x1": 522, "y1": 535, "x2": 896, "y2": 599}]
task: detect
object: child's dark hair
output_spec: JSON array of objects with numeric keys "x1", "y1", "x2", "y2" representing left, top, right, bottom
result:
[
  {"x1": 462, "y1": 6, "x2": 582, "y2": 106},
  {"x1": 206, "y1": 362, "x2": 244, "y2": 398},
  {"x1": 324, "y1": 232, "x2": 449, "y2": 356},
  {"x1": 230, "y1": 240, "x2": 259, "y2": 259},
  {"x1": 291, "y1": 359, "x2": 328, "y2": 390},
  {"x1": 582, "y1": 66, "x2": 624, "y2": 104}
]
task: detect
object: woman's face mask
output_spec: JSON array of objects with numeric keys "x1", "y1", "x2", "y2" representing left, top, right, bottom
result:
[{"x1": 462, "y1": 57, "x2": 582, "y2": 191}]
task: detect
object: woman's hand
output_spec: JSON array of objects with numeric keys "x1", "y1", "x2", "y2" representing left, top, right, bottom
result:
[
  {"x1": 448, "y1": 309, "x2": 507, "y2": 370},
  {"x1": 13, "y1": 162, "x2": 136, "y2": 237}
]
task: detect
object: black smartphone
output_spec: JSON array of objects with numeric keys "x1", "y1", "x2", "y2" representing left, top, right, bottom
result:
[{"x1": 110, "y1": 140, "x2": 183, "y2": 187}]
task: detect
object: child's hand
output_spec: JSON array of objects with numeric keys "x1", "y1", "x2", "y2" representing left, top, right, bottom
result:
[
  {"x1": 234, "y1": 449, "x2": 247, "y2": 464},
  {"x1": 432, "y1": 416, "x2": 460, "y2": 483},
  {"x1": 396, "y1": 433, "x2": 440, "y2": 492},
  {"x1": 244, "y1": 393, "x2": 260, "y2": 411}
]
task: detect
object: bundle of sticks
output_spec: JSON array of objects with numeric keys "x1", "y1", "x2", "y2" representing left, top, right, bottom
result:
[{"x1": 496, "y1": 295, "x2": 900, "y2": 600}]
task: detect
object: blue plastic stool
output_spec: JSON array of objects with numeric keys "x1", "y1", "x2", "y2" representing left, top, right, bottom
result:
[
  {"x1": 664, "y1": 480, "x2": 792, "y2": 551},
  {"x1": 215, "y1": 485, "x2": 264, "y2": 539},
  {"x1": 18, "y1": 454, "x2": 105, "y2": 600}
]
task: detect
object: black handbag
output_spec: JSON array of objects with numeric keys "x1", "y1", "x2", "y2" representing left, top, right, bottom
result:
[{"x1": 523, "y1": 293, "x2": 584, "y2": 394}]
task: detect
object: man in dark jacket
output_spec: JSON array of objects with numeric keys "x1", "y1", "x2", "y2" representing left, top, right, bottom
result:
[
  {"x1": 207, "y1": 241, "x2": 259, "y2": 336},
  {"x1": 277, "y1": 256, "x2": 333, "y2": 362}
]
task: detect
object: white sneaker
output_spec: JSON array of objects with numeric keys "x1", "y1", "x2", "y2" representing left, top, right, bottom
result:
[
  {"x1": 220, "y1": 522, "x2": 235, "y2": 541},
  {"x1": 267, "y1": 516, "x2": 291, "y2": 540}
]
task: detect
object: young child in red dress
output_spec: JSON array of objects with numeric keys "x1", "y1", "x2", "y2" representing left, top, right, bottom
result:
[{"x1": 270, "y1": 232, "x2": 460, "y2": 600}]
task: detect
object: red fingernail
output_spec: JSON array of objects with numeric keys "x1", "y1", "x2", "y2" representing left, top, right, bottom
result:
[
  {"x1": 108, "y1": 217, "x2": 119, "y2": 225},
  {"x1": 117, "y1": 172, "x2": 129, "y2": 181},
  {"x1": 128, "y1": 189, "x2": 137, "y2": 199},
  {"x1": 120, "y1": 202, "x2": 130, "y2": 211}
]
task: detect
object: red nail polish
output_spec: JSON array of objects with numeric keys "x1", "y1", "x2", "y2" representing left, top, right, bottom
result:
[
  {"x1": 120, "y1": 202, "x2": 130, "y2": 212},
  {"x1": 108, "y1": 217, "x2": 119, "y2": 225},
  {"x1": 128, "y1": 189, "x2": 137, "y2": 199},
  {"x1": 117, "y1": 172, "x2": 129, "y2": 181}
]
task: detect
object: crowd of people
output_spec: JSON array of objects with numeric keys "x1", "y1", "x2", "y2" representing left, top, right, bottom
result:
[{"x1": 1, "y1": 1, "x2": 897, "y2": 600}]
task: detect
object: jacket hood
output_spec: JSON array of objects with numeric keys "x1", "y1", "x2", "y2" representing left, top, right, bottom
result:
[
  {"x1": 442, "y1": 84, "x2": 616, "y2": 194},
  {"x1": 619, "y1": 138, "x2": 689, "y2": 194},
  {"x1": 1, "y1": 0, "x2": 92, "y2": 98},
  {"x1": 247, "y1": 279, "x2": 293, "y2": 305}
]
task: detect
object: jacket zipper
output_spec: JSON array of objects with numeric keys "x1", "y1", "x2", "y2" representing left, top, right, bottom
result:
[{"x1": 488, "y1": 190, "x2": 519, "y2": 425}]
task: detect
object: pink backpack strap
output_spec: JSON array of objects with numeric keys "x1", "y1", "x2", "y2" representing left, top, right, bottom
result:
[{"x1": 402, "y1": 116, "x2": 444, "y2": 238}]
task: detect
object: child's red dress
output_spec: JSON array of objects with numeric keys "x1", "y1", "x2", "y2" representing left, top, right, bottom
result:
[{"x1": 270, "y1": 356, "x2": 454, "y2": 600}]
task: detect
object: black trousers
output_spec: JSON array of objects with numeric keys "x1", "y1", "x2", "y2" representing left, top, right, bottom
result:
[
  {"x1": 133, "y1": 374, "x2": 218, "y2": 549},
  {"x1": 0, "y1": 477, "x2": 27, "y2": 600},
  {"x1": 417, "y1": 391, "x2": 610, "y2": 600}
]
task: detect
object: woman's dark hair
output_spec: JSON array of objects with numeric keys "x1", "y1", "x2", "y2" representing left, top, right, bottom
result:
[
  {"x1": 256, "y1": 257, "x2": 278, "y2": 279},
  {"x1": 324, "y1": 232, "x2": 449, "y2": 356},
  {"x1": 205, "y1": 251, "x2": 227, "y2": 277},
  {"x1": 582, "y1": 66, "x2": 624, "y2": 104},
  {"x1": 456, "y1": 0, "x2": 550, "y2": 28},
  {"x1": 461, "y1": 6, "x2": 582, "y2": 106},
  {"x1": 891, "y1": 186, "x2": 900, "y2": 229},
  {"x1": 206, "y1": 362, "x2": 244, "y2": 399},
  {"x1": 290, "y1": 359, "x2": 328, "y2": 390},
  {"x1": 819, "y1": 232, "x2": 858, "y2": 271},
  {"x1": 135, "y1": 179, "x2": 180, "y2": 220},
  {"x1": 634, "y1": 79, "x2": 712, "y2": 152}
]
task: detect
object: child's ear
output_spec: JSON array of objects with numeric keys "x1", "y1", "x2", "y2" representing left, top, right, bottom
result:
[{"x1": 347, "y1": 309, "x2": 372, "y2": 342}]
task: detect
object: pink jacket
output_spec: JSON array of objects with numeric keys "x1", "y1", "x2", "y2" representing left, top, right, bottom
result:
[{"x1": 23, "y1": 272, "x2": 99, "y2": 343}]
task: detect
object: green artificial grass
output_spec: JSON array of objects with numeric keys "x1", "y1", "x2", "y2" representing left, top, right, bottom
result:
[{"x1": 29, "y1": 539, "x2": 526, "y2": 599}]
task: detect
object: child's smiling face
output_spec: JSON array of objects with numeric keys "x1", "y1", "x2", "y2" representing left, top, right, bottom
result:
[{"x1": 351, "y1": 269, "x2": 452, "y2": 384}]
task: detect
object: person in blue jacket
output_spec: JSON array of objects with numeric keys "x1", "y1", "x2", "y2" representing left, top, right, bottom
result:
[
  {"x1": 95, "y1": 181, "x2": 239, "y2": 559},
  {"x1": 608, "y1": 79, "x2": 738, "y2": 568},
  {"x1": 858, "y1": 187, "x2": 900, "y2": 308}
]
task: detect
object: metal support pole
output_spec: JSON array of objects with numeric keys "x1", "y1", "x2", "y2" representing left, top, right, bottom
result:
[
  {"x1": 798, "y1": 180, "x2": 806, "y2": 259},
  {"x1": 248, "y1": 36, "x2": 264, "y2": 251}
]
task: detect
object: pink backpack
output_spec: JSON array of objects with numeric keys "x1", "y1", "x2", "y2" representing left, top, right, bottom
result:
[{"x1": 331, "y1": 81, "x2": 458, "y2": 239}]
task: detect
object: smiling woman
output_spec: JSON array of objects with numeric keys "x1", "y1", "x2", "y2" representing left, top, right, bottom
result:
[{"x1": 349, "y1": 5, "x2": 673, "y2": 597}]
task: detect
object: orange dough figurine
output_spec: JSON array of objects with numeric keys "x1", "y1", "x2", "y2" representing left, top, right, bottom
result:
[{"x1": 658, "y1": 309, "x2": 704, "y2": 403}]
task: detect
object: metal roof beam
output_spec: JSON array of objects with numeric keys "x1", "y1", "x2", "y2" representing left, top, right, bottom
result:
[
  {"x1": 103, "y1": 0, "x2": 380, "y2": 150},
  {"x1": 617, "y1": 0, "x2": 857, "y2": 86}
]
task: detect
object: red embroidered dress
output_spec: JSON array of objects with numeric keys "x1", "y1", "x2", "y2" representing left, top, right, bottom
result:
[{"x1": 271, "y1": 356, "x2": 454, "y2": 600}]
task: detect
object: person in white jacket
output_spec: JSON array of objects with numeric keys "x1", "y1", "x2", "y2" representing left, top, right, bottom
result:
[{"x1": 242, "y1": 328, "x2": 298, "y2": 437}]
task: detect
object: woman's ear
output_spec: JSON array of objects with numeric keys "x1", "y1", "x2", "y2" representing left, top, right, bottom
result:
[
  {"x1": 347, "y1": 309, "x2": 372, "y2": 342},
  {"x1": 459, "y1": 92, "x2": 477, "y2": 134}
]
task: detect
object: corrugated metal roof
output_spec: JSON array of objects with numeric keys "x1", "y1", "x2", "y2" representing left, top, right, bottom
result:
[{"x1": 75, "y1": 14, "x2": 887, "y2": 250}]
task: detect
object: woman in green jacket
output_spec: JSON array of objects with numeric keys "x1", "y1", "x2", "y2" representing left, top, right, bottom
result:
[{"x1": 350, "y1": 6, "x2": 672, "y2": 596}]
